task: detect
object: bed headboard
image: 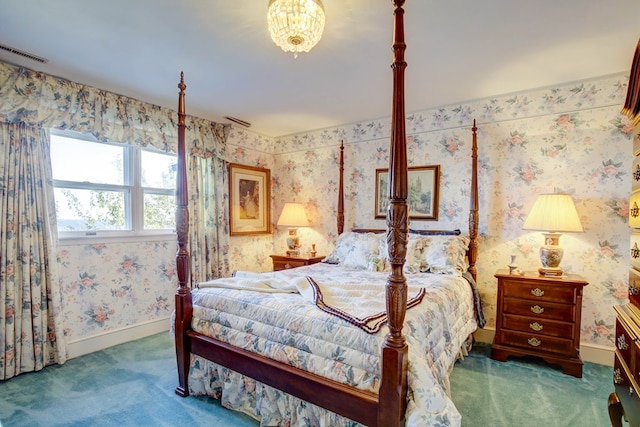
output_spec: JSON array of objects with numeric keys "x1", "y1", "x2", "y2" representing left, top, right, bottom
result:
[
  {"x1": 352, "y1": 228, "x2": 461, "y2": 235},
  {"x1": 336, "y1": 122, "x2": 479, "y2": 282}
]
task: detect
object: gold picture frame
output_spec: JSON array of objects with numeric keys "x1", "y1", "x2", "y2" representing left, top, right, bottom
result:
[
  {"x1": 229, "y1": 163, "x2": 271, "y2": 235},
  {"x1": 375, "y1": 165, "x2": 440, "y2": 220}
]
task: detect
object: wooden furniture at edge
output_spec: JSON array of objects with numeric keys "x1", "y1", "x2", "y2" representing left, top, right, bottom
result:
[
  {"x1": 270, "y1": 254, "x2": 325, "y2": 271},
  {"x1": 172, "y1": 2, "x2": 480, "y2": 426},
  {"x1": 491, "y1": 269, "x2": 588, "y2": 378},
  {"x1": 608, "y1": 37, "x2": 640, "y2": 427}
]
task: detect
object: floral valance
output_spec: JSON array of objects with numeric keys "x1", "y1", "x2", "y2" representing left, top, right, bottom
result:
[{"x1": 0, "y1": 60, "x2": 229, "y2": 159}]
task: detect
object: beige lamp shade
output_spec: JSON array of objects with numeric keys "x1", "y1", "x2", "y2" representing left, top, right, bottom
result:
[
  {"x1": 277, "y1": 203, "x2": 308, "y2": 255},
  {"x1": 277, "y1": 203, "x2": 308, "y2": 227},
  {"x1": 522, "y1": 194, "x2": 583, "y2": 233},
  {"x1": 523, "y1": 193, "x2": 583, "y2": 276}
]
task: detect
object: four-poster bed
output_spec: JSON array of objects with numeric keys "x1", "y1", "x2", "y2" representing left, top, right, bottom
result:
[{"x1": 173, "y1": 1, "x2": 481, "y2": 426}]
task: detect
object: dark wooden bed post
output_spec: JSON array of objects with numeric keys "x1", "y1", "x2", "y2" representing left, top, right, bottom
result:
[
  {"x1": 174, "y1": 72, "x2": 193, "y2": 398},
  {"x1": 378, "y1": 1, "x2": 409, "y2": 425},
  {"x1": 468, "y1": 120, "x2": 479, "y2": 282},
  {"x1": 337, "y1": 140, "x2": 345, "y2": 235}
]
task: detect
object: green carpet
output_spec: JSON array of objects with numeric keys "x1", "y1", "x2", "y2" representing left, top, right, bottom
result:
[
  {"x1": 0, "y1": 333, "x2": 613, "y2": 426},
  {"x1": 450, "y1": 343, "x2": 613, "y2": 427}
]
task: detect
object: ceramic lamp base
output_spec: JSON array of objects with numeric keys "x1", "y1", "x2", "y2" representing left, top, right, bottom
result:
[
  {"x1": 286, "y1": 229, "x2": 300, "y2": 256},
  {"x1": 538, "y1": 232, "x2": 564, "y2": 276}
]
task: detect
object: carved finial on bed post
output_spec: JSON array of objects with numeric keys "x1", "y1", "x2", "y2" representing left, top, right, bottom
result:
[
  {"x1": 468, "y1": 119, "x2": 479, "y2": 282},
  {"x1": 337, "y1": 140, "x2": 345, "y2": 235}
]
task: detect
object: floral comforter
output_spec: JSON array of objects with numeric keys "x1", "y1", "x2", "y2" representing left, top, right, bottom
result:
[{"x1": 187, "y1": 263, "x2": 478, "y2": 426}]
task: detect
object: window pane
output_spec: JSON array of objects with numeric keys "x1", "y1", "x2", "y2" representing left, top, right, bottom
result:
[
  {"x1": 144, "y1": 193, "x2": 176, "y2": 230},
  {"x1": 51, "y1": 135, "x2": 125, "y2": 185},
  {"x1": 55, "y1": 188, "x2": 128, "y2": 231},
  {"x1": 141, "y1": 150, "x2": 177, "y2": 189}
]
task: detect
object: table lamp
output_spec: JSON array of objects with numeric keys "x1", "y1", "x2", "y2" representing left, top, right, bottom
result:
[
  {"x1": 522, "y1": 193, "x2": 583, "y2": 276},
  {"x1": 277, "y1": 202, "x2": 309, "y2": 256}
]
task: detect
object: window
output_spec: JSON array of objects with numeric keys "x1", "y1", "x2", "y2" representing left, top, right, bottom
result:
[{"x1": 50, "y1": 131, "x2": 177, "y2": 240}]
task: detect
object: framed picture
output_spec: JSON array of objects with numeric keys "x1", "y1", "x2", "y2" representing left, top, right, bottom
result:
[
  {"x1": 229, "y1": 163, "x2": 271, "y2": 235},
  {"x1": 375, "y1": 165, "x2": 440, "y2": 220}
]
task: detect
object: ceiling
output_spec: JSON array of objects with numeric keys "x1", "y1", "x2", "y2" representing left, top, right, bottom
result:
[{"x1": 1, "y1": 0, "x2": 639, "y2": 138}]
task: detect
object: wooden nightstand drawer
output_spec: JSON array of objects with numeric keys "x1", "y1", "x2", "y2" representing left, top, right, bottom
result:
[
  {"x1": 270, "y1": 254, "x2": 325, "y2": 271},
  {"x1": 502, "y1": 280, "x2": 576, "y2": 304},
  {"x1": 499, "y1": 329, "x2": 576, "y2": 356},
  {"x1": 275, "y1": 259, "x2": 307, "y2": 270},
  {"x1": 503, "y1": 297, "x2": 574, "y2": 322},
  {"x1": 502, "y1": 314, "x2": 574, "y2": 338}
]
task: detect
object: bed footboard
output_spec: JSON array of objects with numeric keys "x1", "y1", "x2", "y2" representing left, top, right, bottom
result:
[{"x1": 189, "y1": 331, "x2": 379, "y2": 426}]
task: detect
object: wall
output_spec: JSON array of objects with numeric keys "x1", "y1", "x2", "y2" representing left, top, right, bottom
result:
[
  {"x1": 59, "y1": 127, "x2": 275, "y2": 358},
  {"x1": 269, "y1": 73, "x2": 634, "y2": 357},
  {"x1": 59, "y1": 72, "x2": 633, "y2": 359},
  {"x1": 58, "y1": 239, "x2": 176, "y2": 357},
  {"x1": 225, "y1": 128, "x2": 277, "y2": 271}
]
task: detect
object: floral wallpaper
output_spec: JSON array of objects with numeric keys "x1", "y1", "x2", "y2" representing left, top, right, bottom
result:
[
  {"x1": 57, "y1": 72, "x2": 633, "y2": 353},
  {"x1": 57, "y1": 241, "x2": 176, "y2": 341},
  {"x1": 255, "y1": 72, "x2": 633, "y2": 350}
]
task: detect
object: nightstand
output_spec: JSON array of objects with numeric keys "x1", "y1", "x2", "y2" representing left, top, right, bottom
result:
[
  {"x1": 491, "y1": 269, "x2": 588, "y2": 377},
  {"x1": 270, "y1": 254, "x2": 325, "y2": 271}
]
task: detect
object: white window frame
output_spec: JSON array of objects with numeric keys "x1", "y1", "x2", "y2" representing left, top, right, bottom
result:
[{"x1": 51, "y1": 130, "x2": 177, "y2": 243}]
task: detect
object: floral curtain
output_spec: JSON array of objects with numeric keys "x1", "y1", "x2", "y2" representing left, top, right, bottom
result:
[
  {"x1": 0, "y1": 123, "x2": 67, "y2": 379},
  {"x1": 188, "y1": 155, "x2": 231, "y2": 282},
  {"x1": 0, "y1": 60, "x2": 230, "y2": 377}
]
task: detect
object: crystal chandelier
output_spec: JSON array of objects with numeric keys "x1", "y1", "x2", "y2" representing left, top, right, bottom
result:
[{"x1": 267, "y1": 0, "x2": 325, "y2": 58}]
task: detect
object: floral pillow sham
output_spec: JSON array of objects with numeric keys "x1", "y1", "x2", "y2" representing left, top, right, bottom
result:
[
  {"x1": 324, "y1": 231, "x2": 470, "y2": 276},
  {"x1": 323, "y1": 232, "x2": 383, "y2": 270}
]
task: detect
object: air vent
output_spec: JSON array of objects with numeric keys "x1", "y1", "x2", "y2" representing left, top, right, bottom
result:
[
  {"x1": 224, "y1": 116, "x2": 251, "y2": 128},
  {"x1": 0, "y1": 44, "x2": 48, "y2": 63}
]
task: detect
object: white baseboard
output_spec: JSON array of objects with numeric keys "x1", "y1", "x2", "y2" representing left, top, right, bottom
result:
[
  {"x1": 66, "y1": 317, "x2": 171, "y2": 359},
  {"x1": 65, "y1": 319, "x2": 615, "y2": 366},
  {"x1": 473, "y1": 327, "x2": 614, "y2": 367}
]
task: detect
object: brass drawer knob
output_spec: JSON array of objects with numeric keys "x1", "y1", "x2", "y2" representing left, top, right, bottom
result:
[
  {"x1": 632, "y1": 243, "x2": 640, "y2": 260},
  {"x1": 618, "y1": 334, "x2": 629, "y2": 351},
  {"x1": 630, "y1": 280, "x2": 639, "y2": 296},
  {"x1": 530, "y1": 288, "x2": 545, "y2": 297},
  {"x1": 529, "y1": 322, "x2": 543, "y2": 332},
  {"x1": 527, "y1": 337, "x2": 541, "y2": 347},
  {"x1": 530, "y1": 305, "x2": 545, "y2": 314}
]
